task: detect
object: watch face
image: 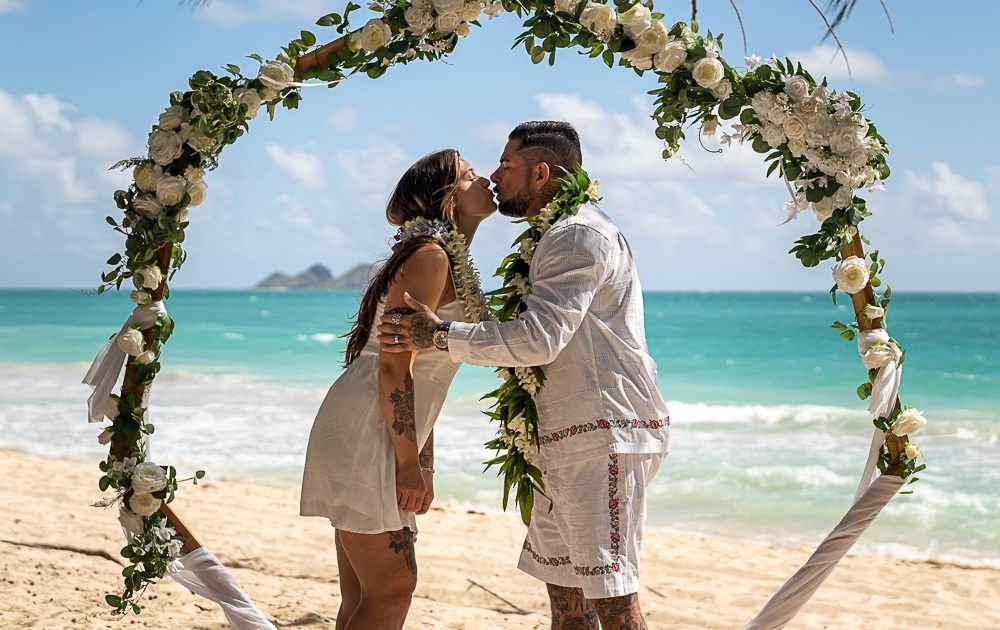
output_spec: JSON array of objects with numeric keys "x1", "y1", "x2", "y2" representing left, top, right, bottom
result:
[{"x1": 433, "y1": 329, "x2": 448, "y2": 350}]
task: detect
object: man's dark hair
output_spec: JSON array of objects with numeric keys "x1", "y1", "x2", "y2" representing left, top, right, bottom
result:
[{"x1": 508, "y1": 121, "x2": 583, "y2": 180}]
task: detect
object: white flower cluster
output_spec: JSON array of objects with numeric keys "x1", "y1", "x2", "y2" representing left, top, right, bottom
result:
[
  {"x1": 741, "y1": 72, "x2": 886, "y2": 222},
  {"x1": 110, "y1": 458, "x2": 184, "y2": 571},
  {"x1": 116, "y1": 327, "x2": 156, "y2": 365},
  {"x1": 401, "y1": 0, "x2": 492, "y2": 42},
  {"x1": 498, "y1": 412, "x2": 539, "y2": 467}
]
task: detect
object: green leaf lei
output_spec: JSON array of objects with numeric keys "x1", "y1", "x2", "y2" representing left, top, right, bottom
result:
[{"x1": 481, "y1": 166, "x2": 600, "y2": 525}]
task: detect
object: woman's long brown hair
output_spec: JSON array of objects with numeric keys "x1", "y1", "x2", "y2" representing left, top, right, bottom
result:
[{"x1": 343, "y1": 149, "x2": 462, "y2": 366}]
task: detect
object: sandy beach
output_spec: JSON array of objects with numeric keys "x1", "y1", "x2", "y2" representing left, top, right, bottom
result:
[{"x1": 2, "y1": 450, "x2": 997, "y2": 629}]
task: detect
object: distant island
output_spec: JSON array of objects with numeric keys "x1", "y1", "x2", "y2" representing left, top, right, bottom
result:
[{"x1": 254, "y1": 263, "x2": 378, "y2": 290}]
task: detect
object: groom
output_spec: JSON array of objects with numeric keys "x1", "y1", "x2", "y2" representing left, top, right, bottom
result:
[{"x1": 380, "y1": 121, "x2": 670, "y2": 629}]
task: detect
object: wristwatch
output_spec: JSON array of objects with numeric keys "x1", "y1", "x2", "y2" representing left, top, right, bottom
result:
[{"x1": 432, "y1": 321, "x2": 452, "y2": 351}]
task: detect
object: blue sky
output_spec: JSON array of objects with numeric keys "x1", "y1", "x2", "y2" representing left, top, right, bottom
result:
[{"x1": 1, "y1": 0, "x2": 997, "y2": 291}]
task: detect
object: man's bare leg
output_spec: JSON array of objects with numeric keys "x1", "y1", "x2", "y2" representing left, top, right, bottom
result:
[
  {"x1": 590, "y1": 593, "x2": 648, "y2": 630},
  {"x1": 546, "y1": 584, "x2": 599, "y2": 630}
]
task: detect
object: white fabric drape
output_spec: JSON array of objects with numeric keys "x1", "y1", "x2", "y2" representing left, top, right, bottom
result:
[
  {"x1": 741, "y1": 472, "x2": 904, "y2": 630},
  {"x1": 82, "y1": 301, "x2": 166, "y2": 422},
  {"x1": 857, "y1": 328, "x2": 902, "y2": 420},
  {"x1": 169, "y1": 547, "x2": 277, "y2": 630}
]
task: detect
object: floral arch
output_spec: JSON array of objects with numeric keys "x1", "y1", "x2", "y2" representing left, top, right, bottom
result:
[{"x1": 86, "y1": 0, "x2": 925, "y2": 626}]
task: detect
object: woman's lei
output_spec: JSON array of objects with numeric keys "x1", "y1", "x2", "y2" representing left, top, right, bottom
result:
[
  {"x1": 482, "y1": 167, "x2": 601, "y2": 525},
  {"x1": 392, "y1": 218, "x2": 490, "y2": 323}
]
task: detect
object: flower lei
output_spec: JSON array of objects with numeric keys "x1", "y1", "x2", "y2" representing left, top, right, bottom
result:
[
  {"x1": 393, "y1": 218, "x2": 490, "y2": 323},
  {"x1": 482, "y1": 167, "x2": 600, "y2": 525}
]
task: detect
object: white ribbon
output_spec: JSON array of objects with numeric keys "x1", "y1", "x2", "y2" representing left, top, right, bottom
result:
[
  {"x1": 856, "y1": 328, "x2": 902, "y2": 420},
  {"x1": 82, "y1": 301, "x2": 166, "y2": 423},
  {"x1": 169, "y1": 548, "x2": 277, "y2": 630}
]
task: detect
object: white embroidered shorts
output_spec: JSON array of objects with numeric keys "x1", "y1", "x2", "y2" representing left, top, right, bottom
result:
[{"x1": 517, "y1": 451, "x2": 663, "y2": 599}]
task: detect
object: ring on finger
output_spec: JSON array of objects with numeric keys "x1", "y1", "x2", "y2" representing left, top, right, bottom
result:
[
  {"x1": 391, "y1": 312, "x2": 401, "y2": 325},
  {"x1": 394, "y1": 334, "x2": 400, "y2": 344}
]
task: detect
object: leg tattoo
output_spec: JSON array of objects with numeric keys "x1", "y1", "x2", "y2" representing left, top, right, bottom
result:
[
  {"x1": 387, "y1": 528, "x2": 418, "y2": 575},
  {"x1": 546, "y1": 584, "x2": 599, "y2": 630},
  {"x1": 591, "y1": 593, "x2": 647, "y2": 630}
]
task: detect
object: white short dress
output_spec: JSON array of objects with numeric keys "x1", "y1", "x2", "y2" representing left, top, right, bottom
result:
[{"x1": 300, "y1": 299, "x2": 465, "y2": 534}]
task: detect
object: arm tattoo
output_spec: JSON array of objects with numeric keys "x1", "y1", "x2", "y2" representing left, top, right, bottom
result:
[
  {"x1": 388, "y1": 372, "x2": 416, "y2": 442},
  {"x1": 419, "y1": 430, "x2": 433, "y2": 470},
  {"x1": 388, "y1": 528, "x2": 417, "y2": 575},
  {"x1": 410, "y1": 312, "x2": 437, "y2": 350},
  {"x1": 546, "y1": 584, "x2": 599, "y2": 630}
]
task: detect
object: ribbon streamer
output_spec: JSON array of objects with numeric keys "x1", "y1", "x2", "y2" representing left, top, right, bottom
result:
[
  {"x1": 856, "y1": 328, "x2": 902, "y2": 419},
  {"x1": 82, "y1": 301, "x2": 166, "y2": 422},
  {"x1": 168, "y1": 548, "x2": 278, "y2": 630}
]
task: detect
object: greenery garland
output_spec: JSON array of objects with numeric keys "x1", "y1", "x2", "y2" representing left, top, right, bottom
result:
[
  {"x1": 92, "y1": 0, "x2": 926, "y2": 616},
  {"x1": 481, "y1": 167, "x2": 600, "y2": 524}
]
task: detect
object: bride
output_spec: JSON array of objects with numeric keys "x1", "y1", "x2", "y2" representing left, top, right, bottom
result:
[{"x1": 299, "y1": 149, "x2": 496, "y2": 629}]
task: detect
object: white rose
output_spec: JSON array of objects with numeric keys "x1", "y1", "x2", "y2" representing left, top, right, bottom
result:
[
  {"x1": 618, "y1": 3, "x2": 652, "y2": 38},
  {"x1": 863, "y1": 304, "x2": 885, "y2": 321},
  {"x1": 118, "y1": 507, "x2": 145, "y2": 542},
  {"x1": 579, "y1": 3, "x2": 617, "y2": 35},
  {"x1": 132, "y1": 194, "x2": 165, "y2": 219},
  {"x1": 811, "y1": 196, "x2": 835, "y2": 222},
  {"x1": 787, "y1": 137, "x2": 807, "y2": 157},
  {"x1": 180, "y1": 122, "x2": 217, "y2": 154},
  {"x1": 187, "y1": 180, "x2": 208, "y2": 207},
  {"x1": 158, "y1": 105, "x2": 188, "y2": 131},
  {"x1": 137, "y1": 265, "x2": 163, "y2": 290},
  {"x1": 891, "y1": 408, "x2": 927, "y2": 437},
  {"x1": 184, "y1": 165, "x2": 205, "y2": 182},
  {"x1": 702, "y1": 117, "x2": 718, "y2": 136},
  {"x1": 829, "y1": 126, "x2": 859, "y2": 155},
  {"x1": 433, "y1": 0, "x2": 464, "y2": 13},
  {"x1": 435, "y1": 11, "x2": 463, "y2": 34},
  {"x1": 554, "y1": 0, "x2": 578, "y2": 13},
  {"x1": 133, "y1": 162, "x2": 164, "y2": 193},
  {"x1": 832, "y1": 185, "x2": 854, "y2": 209},
  {"x1": 832, "y1": 255, "x2": 870, "y2": 294},
  {"x1": 862, "y1": 341, "x2": 897, "y2": 370},
  {"x1": 233, "y1": 88, "x2": 262, "y2": 121},
  {"x1": 904, "y1": 443, "x2": 922, "y2": 461},
  {"x1": 129, "y1": 290, "x2": 151, "y2": 304},
  {"x1": 404, "y1": 6, "x2": 434, "y2": 33},
  {"x1": 782, "y1": 114, "x2": 808, "y2": 140},
  {"x1": 655, "y1": 40, "x2": 687, "y2": 73},
  {"x1": 352, "y1": 18, "x2": 393, "y2": 52},
  {"x1": 621, "y1": 47, "x2": 653, "y2": 71},
  {"x1": 635, "y1": 19, "x2": 668, "y2": 54},
  {"x1": 784, "y1": 75, "x2": 811, "y2": 101},
  {"x1": 710, "y1": 78, "x2": 733, "y2": 100},
  {"x1": 460, "y1": 0, "x2": 481, "y2": 21},
  {"x1": 257, "y1": 59, "x2": 295, "y2": 90},
  {"x1": 117, "y1": 328, "x2": 145, "y2": 357},
  {"x1": 456, "y1": 21, "x2": 471, "y2": 36},
  {"x1": 128, "y1": 492, "x2": 162, "y2": 517},
  {"x1": 131, "y1": 461, "x2": 169, "y2": 494},
  {"x1": 691, "y1": 56, "x2": 725, "y2": 89},
  {"x1": 136, "y1": 350, "x2": 156, "y2": 365},
  {"x1": 155, "y1": 175, "x2": 188, "y2": 207},
  {"x1": 258, "y1": 86, "x2": 280, "y2": 103},
  {"x1": 148, "y1": 129, "x2": 184, "y2": 166},
  {"x1": 848, "y1": 146, "x2": 871, "y2": 168},
  {"x1": 761, "y1": 124, "x2": 786, "y2": 149},
  {"x1": 794, "y1": 95, "x2": 824, "y2": 121}
]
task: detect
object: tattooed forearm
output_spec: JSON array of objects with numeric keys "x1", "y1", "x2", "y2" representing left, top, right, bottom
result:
[
  {"x1": 388, "y1": 372, "x2": 416, "y2": 442},
  {"x1": 410, "y1": 313, "x2": 436, "y2": 349},
  {"x1": 388, "y1": 528, "x2": 417, "y2": 575},
  {"x1": 419, "y1": 430, "x2": 433, "y2": 470},
  {"x1": 546, "y1": 584, "x2": 599, "y2": 630}
]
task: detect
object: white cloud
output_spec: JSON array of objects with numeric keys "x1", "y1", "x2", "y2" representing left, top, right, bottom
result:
[
  {"x1": 953, "y1": 72, "x2": 986, "y2": 88},
  {"x1": 326, "y1": 106, "x2": 359, "y2": 131},
  {"x1": 0, "y1": 0, "x2": 22, "y2": 14},
  {"x1": 265, "y1": 143, "x2": 326, "y2": 190},
  {"x1": 784, "y1": 45, "x2": 887, "y2": 82},
  {"x1": 332, "y1": 136, "x2": 412, "y2": 206},
  {"x1": 904, "y1": 162, "x2": 990, "y2": 221}
]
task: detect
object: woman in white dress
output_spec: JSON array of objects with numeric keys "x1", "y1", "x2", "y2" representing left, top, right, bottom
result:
[{"x1": 300, "y1": 149, "x2": 496, "y2": 629}]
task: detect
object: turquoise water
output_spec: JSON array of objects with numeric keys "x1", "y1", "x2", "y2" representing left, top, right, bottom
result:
[{"x1": 1, "y1": 288, "x2": 997, "y2": 566}]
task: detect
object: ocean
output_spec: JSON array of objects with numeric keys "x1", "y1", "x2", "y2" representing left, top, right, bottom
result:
[{"x1": 1, "y1": 288, "x2": 997, "y2": 567}]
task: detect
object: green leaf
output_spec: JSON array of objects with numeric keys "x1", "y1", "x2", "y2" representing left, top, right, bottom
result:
[{"x1": 105, "y1": 594, "x2": 122, "y2": 608}]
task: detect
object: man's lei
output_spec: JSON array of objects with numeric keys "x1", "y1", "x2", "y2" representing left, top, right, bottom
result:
[{"x1": 483, "y1": 167, "x2": 601, "y2": 525}]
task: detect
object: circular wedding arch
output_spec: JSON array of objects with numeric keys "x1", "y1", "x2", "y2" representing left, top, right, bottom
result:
[{"x1": 89, "y1": 0, "x2": 923, "y2": 622}]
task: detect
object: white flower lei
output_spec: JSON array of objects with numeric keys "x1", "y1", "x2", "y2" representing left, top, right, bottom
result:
[{"x1": 393, "y1": 217, "x2": 490, "y2": 322}]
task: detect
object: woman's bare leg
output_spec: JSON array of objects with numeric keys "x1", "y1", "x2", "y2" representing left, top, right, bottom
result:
[
  {"x1": 336, "y1": 528, "x2": 418, "y2": 629},
  {"x1": 334, "y1": 529, "x2": 362, "y2": 630}
]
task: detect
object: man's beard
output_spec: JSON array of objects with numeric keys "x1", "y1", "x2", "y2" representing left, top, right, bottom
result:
[{"x1": 498, "y1": 184, "x2": 533, "y2": 218}]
